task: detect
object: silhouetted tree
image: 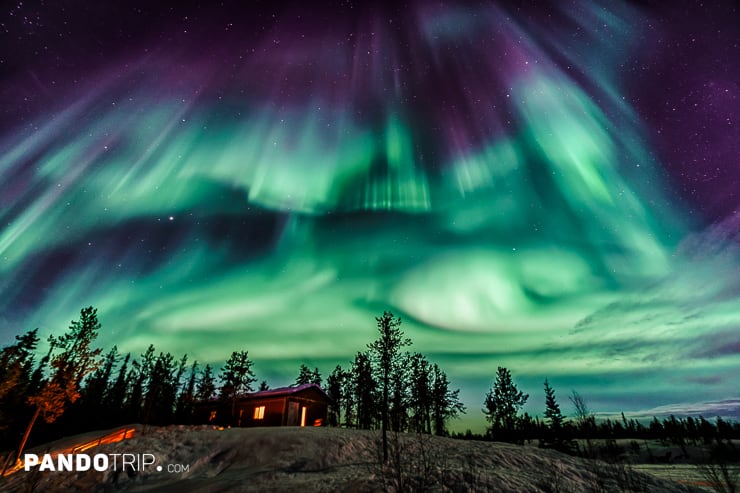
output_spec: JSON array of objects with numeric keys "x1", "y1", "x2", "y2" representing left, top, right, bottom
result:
[
  {"x1": 125, "y1": 345, "x2": 155, "y2": 422},
  {"x1": 569, "y1": 390, "x2": 595, "y2": 437},
  {"x1": 326, "y1": 365, "x2": 344, "y2": 426},
  {"x1": 196, "y1": 364, "x2": 216, "y2": 401},
  {"x1": 175, "y1": 360, "x2": 198, "y2": 423},
  {"x1": 219, "y1": 351, "x2": 256, "y2": 424},
  {"x1": 483, "y1": 367, "x2": 529, "y2": 442},
  {"x1": 143, "y1": 352, "x2": 179, "y2": 425},
  {"x1": 541, "y1": 378, "x2": 567, "y2": 449},
  {"x1": 296, "y1": 364, "x2": 322, "y2": 386},
  {"x1": 104, "y1": 352, "x2": 130, "y2": 426},
  {"x1": 77, "y1": 345, "x2": 119, "y2": 429},
  {"x1": 258, "y1": 380, "x2": 269, "y2": 391},
  {"x1": 0, "y1": 329, "x2": 39, "y2": 449},
  {"x1": 544, "y1": 379, "x2": 564, "y2": 430},
  {"x1": 341, "y1": 365, "x2": 356, "y2": 428},
  {"x1": 123, "y1": 359, "x2": 142, "y2": 421},
  {"x1": 431, "y1": 363, "x2": 465, "y2": 436},
  {"x1": 648, "y1": 416, "x2": 664, "y2": 440},
  {"x1": 569, "y1": 390, "x2": 597, "y2": 456},
  {"x1": 663, "y1": 414, "x2": 689, "y2": 456},
  {"x1": 389, "y1": 352, "x2": 410, "y2": 432},
  {"x1": 19, "y1": 307, "x2": 103, "y2": 460},
  {"x1": 408, "y1": 353, "x2": 433, "y2": 434},
  {"x1": 686, "y1": 416, "x2": 699, "y2": 444},
  {"x1": 699, "y1": 416, "x2": 716, "y2": 445},
  {"x1": 717, "y1": 416, "x2": 733, "y2": 444},
  {"x1": 27, "y1": 344, "x2": 51, "y2": 399},
  {"x1": 0, "y1": 329, "x2": 38, "y2": 400},
  {"x1": 172, "y1": 354, "x2": 188, "y2": 401},
  {"x1": 518, "y1": 412, "x2": 538, "y2": 443},
  {"x1": 352, "y1": 351, "x2": 377, "y2": 429},
  {"x1": 367, "y1": 311, "x2": 410, "y2": 461}
]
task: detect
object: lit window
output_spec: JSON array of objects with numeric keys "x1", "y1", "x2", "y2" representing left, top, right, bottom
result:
[
  {"x1": 253, "y1": 406, "x2": 265, "y2": 419},
  {"x1": 209, "y1": 410, "x2": 217, "y2": 422}
]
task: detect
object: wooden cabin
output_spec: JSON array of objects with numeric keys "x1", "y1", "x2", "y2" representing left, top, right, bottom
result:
[{"x1": 199, "y1": 383, "x2": 332, "y2": 428}]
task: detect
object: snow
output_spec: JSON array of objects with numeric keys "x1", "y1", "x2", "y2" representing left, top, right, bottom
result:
[{"x1": 3, "y1": 425, "x2": 705, "y2": 492}]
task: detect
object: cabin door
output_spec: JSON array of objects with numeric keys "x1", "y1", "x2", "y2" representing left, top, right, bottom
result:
[{"x1": 286, "y1": 401, "x2": 300, "y2": 426}]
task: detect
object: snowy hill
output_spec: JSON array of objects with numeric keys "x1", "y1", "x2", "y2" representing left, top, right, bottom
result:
[{"x1": 2, "y1": 425, "x2": 704, "y2": 492}]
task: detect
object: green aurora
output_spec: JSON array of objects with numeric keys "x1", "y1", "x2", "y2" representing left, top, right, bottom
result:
[{"x1": 1, "y1": 1, "x2": 739, "y2": 431}]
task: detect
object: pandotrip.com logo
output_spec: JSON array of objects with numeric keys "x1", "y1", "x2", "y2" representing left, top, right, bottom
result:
[{"x1": 23, "y1": 453, "x2": 190, "y2": 474}]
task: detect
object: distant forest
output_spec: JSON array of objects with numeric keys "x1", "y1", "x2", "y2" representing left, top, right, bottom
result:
[{"x1": 1, "y1": 306, "x2": 739, "y2": 464}]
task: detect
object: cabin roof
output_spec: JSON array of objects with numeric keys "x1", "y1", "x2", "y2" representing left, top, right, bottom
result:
[{"x1": 246, "y1": 383, "x2": 332, "y2": 402}]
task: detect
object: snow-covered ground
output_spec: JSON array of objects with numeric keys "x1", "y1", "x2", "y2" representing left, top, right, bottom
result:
[{"x1": 2, "y1": 425, "x2": 707, "y2": 492}]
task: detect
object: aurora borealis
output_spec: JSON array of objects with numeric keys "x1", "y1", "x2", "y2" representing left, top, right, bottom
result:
[{"x1": 1, "y1": 1, "x2": 738, "y2": 430}]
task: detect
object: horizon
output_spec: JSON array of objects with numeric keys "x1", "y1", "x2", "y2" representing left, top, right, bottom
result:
[
  {"x1": 1, "y1": 0, "x2": 739, "y2": 437},
  {"x1": 4, "y1": 312, "x2": 739, "y2": 436}
]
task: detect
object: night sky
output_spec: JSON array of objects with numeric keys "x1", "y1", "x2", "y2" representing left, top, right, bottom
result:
[{"x1": 1, "y1": 0, "x2": 738, "y2": 430}]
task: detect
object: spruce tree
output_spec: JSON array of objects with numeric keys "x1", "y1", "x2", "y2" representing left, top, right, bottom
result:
[
  {"x1": 175, "y1": 360, "x2": 198, "y2": 423},
  {"x1": 0, "y1": 329, "x2": 39, "y2": 449},
  {"x1": 105, "y1": 352, "x2": 130, "y2": 426},
  {"x1": 389, "y1": 353, "x2": 410, "y2": 432},
  {"x1": 543, "y1": 378, "x2": 564, "y2": 430},
  {"x1": 126, "y1": 345, "x2": 155, "y2": 422},
  {"x1": 124, "y1": 359, "x2": 143, "y2": 421},
  {"x1": 295, "y1": 364, "x2": 321, "y2": 386},
  {"x1": 352, "y1": 351, "x2": 376, "y2": 430},
  {"x1": 218, "y1": 351, "x2": 256, "y2": 424},
  {"x1": 431, "y1": 364, "x2": 465, "y2": 436},
  {"x1": 326, "y1": 365, "x2": 344, "y2": 426},
  {"x1": 341, "y1": 365, "x2": 356, "y2": 428},
  {"x1": 409, "y1": 353, "x2": 433, "y2": 434},
  {"x1": 311, "y1": 367, "x2": 322, "y2": 386},
  {"x1": 143, "y1": 352, "x2": 177, "y2": 425},
  {"x1": 367, "y1": 311, "x2": 410, "y2": 461},
  {"x1": 78, "y1": 345, "x2": 119, "y2": 429},
  {"x1": 483, "y1": 366, "x2": 529, "y2": 442},
  {"x1": 196, "y1": 364, "x2": 216, "y2": 401},
  {"x1": 0, "y1": 329, "x2": 39, "y2": 402}
]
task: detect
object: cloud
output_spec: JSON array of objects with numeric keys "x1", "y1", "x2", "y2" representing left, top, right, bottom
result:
[
  {"x1": 687, "y1": 330, "x2": 740, "y2": 359},
  {"x1": 620, "y1": 398, "x2": 740, "y2": 421},
  {"x1": 567, "y1": 213, "x2": 740, "y2": 366}
]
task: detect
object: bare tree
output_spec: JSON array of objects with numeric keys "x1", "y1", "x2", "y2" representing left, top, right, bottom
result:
[
  {"x1": 569, "y1": 390, "x2": 595, "y2": 435},
  {"x1": 569, "y1": 390, "x2": 597, "y2": 458}
]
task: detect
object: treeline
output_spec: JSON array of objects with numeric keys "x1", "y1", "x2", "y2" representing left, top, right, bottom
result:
[
  {"x1": 461, "y1": 405, "x2": 740, "y2": 449},
  {"x1": 0, "y1": 307, "x2": 260, "y2": 453},
  {"x1": 468, "y1": 366, "x2": 740, "y2": 453},
  {"x1": 0, "y1": 307, "x2": 466, "y2": 463},
  {"x1": 3, "y1": 306, "x2": 739, "y2": 462},
  {"x1": 324, "y1": 311, "x2": 466, "y2": 439}
]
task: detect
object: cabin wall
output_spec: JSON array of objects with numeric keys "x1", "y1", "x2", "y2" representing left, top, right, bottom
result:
[
  {"x1": 285, "y1": 396, "x2": 328, "y2": 427},
  {"x1": 194, "y1": 387, "x2": 331, "y2": 428},
  {"x1": 302, "y1": 399, "x2": 328, "y2": 427},
  {"x1": 237, "y1": 398, "x2": 286, "y2": 427}
]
